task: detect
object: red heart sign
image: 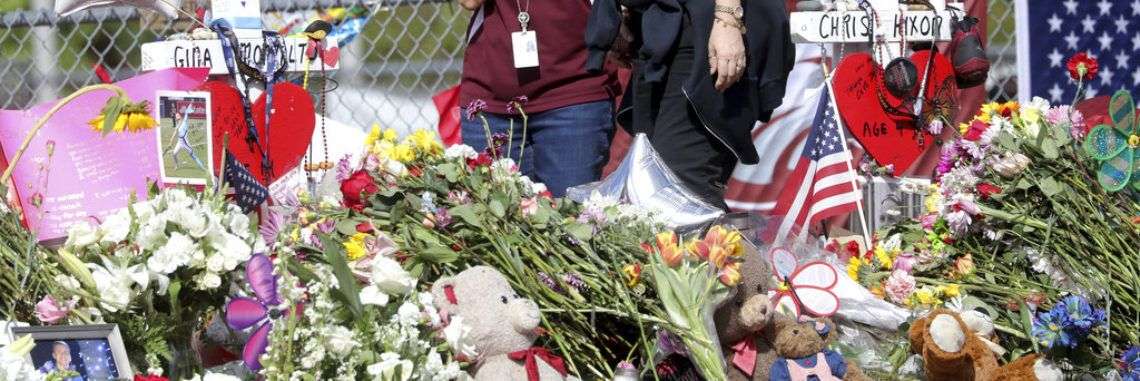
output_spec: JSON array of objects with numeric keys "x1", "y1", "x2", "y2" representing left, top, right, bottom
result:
[
  {"x1": 202, "y1": 80, "x2": 315, "y2": 184},
  {"x1": 831, "y1": 51, "x2": 955, "y2": 174},
  {"x1": 321, "y1": 46, "x2": 340, "y2": 68}
]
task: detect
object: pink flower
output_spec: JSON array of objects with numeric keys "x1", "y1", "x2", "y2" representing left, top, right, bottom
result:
[
  {"x1": 1044, "y1": 106, "x2": 1087, "y2": 140},
  {"x1": 884, "y1": 270, "x2": 916, "y2": 304},
  {"x1": 920, "y1": 214, "x2": 939, "y2": 230},
  {"x1": 893, "y1": 252, "x2": 917, "y2": 273},
  {"x1": 520, "y1": 197, "x2": 539, "y2": 216},
  {"x1": 35, "y1": 295, "x2": 75, "y2": 324}
]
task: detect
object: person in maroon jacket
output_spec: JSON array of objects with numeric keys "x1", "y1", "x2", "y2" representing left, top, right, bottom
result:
[{"x1": 458, "y1": 0, "x2": 620, "y2": 197}]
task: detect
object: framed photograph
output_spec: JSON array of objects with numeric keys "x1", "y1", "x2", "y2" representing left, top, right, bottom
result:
[
  {"x1": 10, "y1": 324, "x2": 132, "y2": 381},
  {"x1": 155, "y1": 90, "x2": 213, "y2": 185}
]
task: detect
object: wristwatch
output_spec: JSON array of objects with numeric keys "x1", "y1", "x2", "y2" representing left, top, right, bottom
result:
[{"x1": 715, "y1": 4, "x2": 744, "y2": 20}]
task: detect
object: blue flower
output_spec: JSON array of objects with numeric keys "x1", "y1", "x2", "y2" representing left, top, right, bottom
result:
[
  {"x1": 1058, "y1": 295, "x2": 1106, "y2": 334},
  {"x1": 1031, "y1": 308, "x2": 1074, "y2": 349},
  {"x1": 1121, "y1": 346, "x2": 1140, "y2": 381}
]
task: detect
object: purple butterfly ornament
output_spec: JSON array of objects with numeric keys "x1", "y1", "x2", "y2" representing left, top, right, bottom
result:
[{"x1": 225, "y1": 254, "x2": 299, "y2": 371}]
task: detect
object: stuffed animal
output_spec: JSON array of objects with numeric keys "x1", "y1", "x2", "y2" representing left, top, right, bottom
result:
[
  {"x1": 432, "y1": 266, "x2": 569, "y2": 381},
  {"x1": 908, "y1": 309, "x2": 1062, "y2": 381},
  {"x1": 768, "y1": 317, "x2": 868, "y2": 381},
  {"x1": 714, "y1": 249, "x2": 780, "y2": 381}
]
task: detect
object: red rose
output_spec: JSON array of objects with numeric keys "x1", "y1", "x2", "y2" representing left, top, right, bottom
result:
[
  {"x1": 1066, "y1": 52, "x2": 1098, "y2": 81},
  {"x1": 355, "y1": 221, "x2": 375, "y2": 233},
  {"x1": 340, "y1": 170, "x2": 379, "y2": 211},
  {"x1": 963, "y1": 119, "x2": 989, "y2": 141},
  {"x1": 466, "y1": 152, "x2": 493, "y2": 169},
  {"x1": 976, "y1": 183, "x2": 1002, "y2": 200},
  {"x1": 134, "y1": 375, "x2": 169, "y2": 381}
]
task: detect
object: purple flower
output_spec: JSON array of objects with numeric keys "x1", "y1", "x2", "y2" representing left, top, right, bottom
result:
[
  {"x1": 538, "y1": 272, "x2": 563, "y2": 292},
  {"x1": 506, "y1": 95, "x2": 529, "y2": 115},
  {"x1": 464, "y1": 99, "x2": 487, "y2": 120},
  {"x1": 1120, "y1": 346, "x2": 1140, "y2": 381},
  {"x1": 447, "y1": 190, "x2": 471, "y2": 205},
  {"x1": 1057, "y1": 295, "x2": 1105, "y2": 334},
  {"x1": 317, "y1": 219, "x2": 336, "y2": 234},
  {"x1": 1032, "y1": 307, "x2": 1073, "y2": 349},
  {"x1": 562, "y1": 273, "x2": 587, "y2": 292},
  {"x1": 434, "y1": 207, "x2": 453, "y2": 230},
  {"x1": 335, "y1": 155, "x2": 353, "y2": 183},
  {"x1": 656, "y1": 330, "x2": 688, "y2": 356},
  {"x1": 935, "y1": 143, "x2": 958, "y2": 180}
]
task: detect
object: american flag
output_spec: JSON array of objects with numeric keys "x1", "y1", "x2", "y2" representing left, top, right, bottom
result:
[
  {"x1": 768, "y1": 86, "x2": 861, "y2": 242},
  {"x1": 224, "y1": 150, "x2": 269, "y2": 213},
  {"x1": 1020, "y1": 0, "x2": 1140, "y2": 103}
]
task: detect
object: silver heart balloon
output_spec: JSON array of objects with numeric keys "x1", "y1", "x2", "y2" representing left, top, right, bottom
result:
[{"x1": 567, "y1": 133, "x2": 724, "y2": 228}]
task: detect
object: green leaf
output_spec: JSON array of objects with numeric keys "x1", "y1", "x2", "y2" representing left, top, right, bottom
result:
[
  {"x1": 448, "y1": 204, "x2": 483, "y2": 228},
  {"x1": 565, "y1": 222, "x2": 593, "y2": 243},
  {"x1": 1014, "y1": 178, "x2": 1033, "y2": 190},
  {"x1": 1038, "y1": 176, "x2": 1066, "y2": 197},
  {"x1": 286, "y1": 256, "x2": 319, "y2": 283},
  {"x1": 1021, "y1": 302, "x2": 1039, "y2": 353},
  {"x1": 438, "y1": 163, "x2": 461, "y2": 182},
  {"x1": 101, "y1": 97, "x2": 125, "y2": 135},
  {"x1": 1040, "y1": 138, "x2": 1059, "y2": 159},
  {"x1": 489, "y1": 199, "x2": 506, "y2": 218},
  {"x1": 418, "y1": 246, "x2": 460, "y2": 264},
  {"x1": 319, "y1": 233, "x2": 363, "y2": 318},
  {"x1": 167, "y1": 278, "x2": 182, "y2": 316},
  {"x1": 336, "y1": 218, "x2": 363, "y2": 236}
]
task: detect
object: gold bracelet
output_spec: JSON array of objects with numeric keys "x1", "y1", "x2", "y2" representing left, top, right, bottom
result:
[{"x1": 714, "y1": 16, "x2": 746, "y2": 34}]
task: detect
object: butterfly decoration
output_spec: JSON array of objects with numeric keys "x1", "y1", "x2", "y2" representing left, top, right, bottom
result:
[
  {"x1": 225, "y1": 254, "x2": 299, "y2": 371},
  {"x1": 1084, "y1": 90, "x2": 1140, "y2": 193},
  {"x1": 767, "y1": 247, "x2": 840, "y2": 319}
]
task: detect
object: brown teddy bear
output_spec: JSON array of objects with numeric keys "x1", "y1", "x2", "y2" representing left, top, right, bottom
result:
[
  {"x1": 714, "y1": 248, "x2": 779, "y2": 381},
  {"x1": 768, "y1": 316, "x2": 869, "y2": 381},
  {"x1": 432, "y1": 266, "x2": 570, "y2": 381},
  {"x1": 908, "y1": 309, "x2": 1061, "y2": 381}
]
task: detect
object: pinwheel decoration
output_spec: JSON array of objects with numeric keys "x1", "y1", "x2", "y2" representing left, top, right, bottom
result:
[
  {"x1": 767, "y1": 247, "x2": 840, "y2": 319},
  {"x1": 225, "y1": 254, "x2": 299, "y2": 371},
  {"x1": 1084, "y1": 90, "x2": 1140, "y2": 192}
]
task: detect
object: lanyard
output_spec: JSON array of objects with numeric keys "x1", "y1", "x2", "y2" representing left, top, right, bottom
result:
[
  {"x1": 260, "y1": 31, "x2": 285, "y2": 181},
  {"x1": 514, "y1": 0, "x2": 531, "y2": 31}
]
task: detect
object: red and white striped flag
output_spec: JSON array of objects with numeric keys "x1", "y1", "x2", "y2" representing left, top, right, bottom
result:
[{"x1": 769, "y1": 86, "x2": 860, "y2": 242}]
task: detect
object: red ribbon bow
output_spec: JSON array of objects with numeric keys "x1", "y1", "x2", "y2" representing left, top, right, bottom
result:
[
  {"x1": 731, "y1": 336, "x2": 760, "y2": 377},
  {"x1": 508, "y1": 347, "x2": 567, "y2": 381}
]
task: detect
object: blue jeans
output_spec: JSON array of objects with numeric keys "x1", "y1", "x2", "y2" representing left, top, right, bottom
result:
[{"x1": 461, "y1": 100, "x2": 613, "y2": 197}]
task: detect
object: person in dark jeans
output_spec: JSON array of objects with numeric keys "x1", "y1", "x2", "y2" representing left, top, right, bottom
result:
[
  {"x1": 458, "y1": 0, "x2": 619, "y2": 197},
  {"x1": 586, "y1": 0, "x2": 794, "y2": 210}
]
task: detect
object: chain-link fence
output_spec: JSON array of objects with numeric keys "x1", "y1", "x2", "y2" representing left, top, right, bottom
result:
[{"x1": 0, "y1": 0, "x2": 1017, "y2": 130}]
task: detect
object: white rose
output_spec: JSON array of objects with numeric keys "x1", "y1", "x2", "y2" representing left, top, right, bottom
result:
[
  {"x1": 530, "y1": 181, "x2": 548, "y2": 196},
  {"x1": 205, "y1": 254, "x2": 225, "y2": 273},
  {"x1": 100, "y1": 210, "x2": 132, "y2": 243},
  {"x1": 226, "y1": 212, "x2": 251, "y2": 239},
  {"x1": 442, "y1": 316, "x2": 478, "y2": 359},
  {"x1": 367, "y1": 353, "x2": 412, "y2": 381},
  {"x1": 136, "y1": 215, "x2": 169, "y2": 250},
  {"x1": 359, "y1": 285, "x2": 390, "y2": 306},
  {"x1": 148, "y1": 232, "x2": 194, "y2": 274},
  {"x1": 65, "y1": 222, "x2": 100, "y2": 248},
  {"x1": 384, "y1": 160, "x2": 408, "y2": 176},
  {"x1": 444, "y1": 144, "x2": 478, "y2": 160},
  {"x1": 396, "y1": 302, "x2": 420, "y2": 325},
  {"x1": 90, "y1": 265, "x2": 132, "y2": 312},
  {"x1": 369, "y1": 257, "x2": 415, "y2": 295},
  {"x1": 197, "y1": 273, "x2": 222, "y2": 290},
  {"x1": 174, "y1": 208, "x2": 210, "y2": 238},
  {"x1": 323, "y1": 325, "x2": 358, "y2": 355},
  {"x1": 212, "y1": 233, "x2": 252, "y2": 271}
]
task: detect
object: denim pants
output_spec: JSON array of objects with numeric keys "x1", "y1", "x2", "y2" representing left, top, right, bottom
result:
[{"x1": 461, "y1": 100, "x2": 614, "y2": 197}]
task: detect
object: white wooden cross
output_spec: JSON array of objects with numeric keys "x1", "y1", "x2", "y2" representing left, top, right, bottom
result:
[
  {"x1": 789, "y1": 0, "x2": 962, "y2": 60},
  {"x1": 139, "y1": 0, "x2": 339, "y2": 74}
]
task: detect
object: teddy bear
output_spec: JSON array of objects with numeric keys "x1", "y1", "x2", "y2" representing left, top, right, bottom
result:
[
  {"x1": 768, "y1": 316, "x2": 869, "y2": 381},
  {"x1": 713, "y1": 248, "x2": 780, "y2": 381},
  {"x1": 908, "y1": 309, "x2": 1062, "y2": 381},
  {"x1": 432, "y1": 266, "x2": 569, "y2": 381}
]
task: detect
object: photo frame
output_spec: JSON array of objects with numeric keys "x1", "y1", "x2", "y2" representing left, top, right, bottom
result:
[
  {"x1": 10, "y1": 324, "x2": 133, "y2": 381},
  {"x1": 155, "y1": 90, "x2": 214, "y2": 186}
]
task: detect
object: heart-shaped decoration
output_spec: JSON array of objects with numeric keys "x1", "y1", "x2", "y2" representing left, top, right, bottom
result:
[
  {"x1": 832, "y1": 51, "x2": 955, "y2": 174},
  {"x1": 202, "y1": 80, "x2": 315, "y2": 184},
  {"x1": 321, "y1": 46, "x2": 340, "y2": 68}
]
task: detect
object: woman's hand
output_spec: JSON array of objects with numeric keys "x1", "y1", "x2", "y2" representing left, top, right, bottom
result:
[
  {"x1": 458, "y1": 0, "x2": 485, "y2": 11},
  {"x1": 708, "y1": 18, "x2": 745, "y2": 91}
]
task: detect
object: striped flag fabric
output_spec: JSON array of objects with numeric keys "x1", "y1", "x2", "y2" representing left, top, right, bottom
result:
[
  {"x1": 224, "y1": 151, "x2": 269, "y2": 213},
  {"x1": 770, "y1": 86, "x2": 861, "y2": 242}
]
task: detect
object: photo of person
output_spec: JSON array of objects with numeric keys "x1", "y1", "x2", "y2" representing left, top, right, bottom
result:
[
  {"x1": 29, "y1": 338, "x2": 120, "y2": 381},
  {"x1": 155, "y1": 90, "x2": 213, "y2": 185}
]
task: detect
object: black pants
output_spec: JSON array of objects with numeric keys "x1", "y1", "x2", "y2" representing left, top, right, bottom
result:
[{"x1": 631, "y1": 16, "x2": 737, "y2": 211}]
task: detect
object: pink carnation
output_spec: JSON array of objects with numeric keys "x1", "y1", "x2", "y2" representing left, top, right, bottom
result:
[
  {"x1": 35, "y1": 295, "x2": 75, "y2": 324},
  {"x1": 520, "y1": 197, "x2": 539, "y2": 216},
  {"x1": 884, "y1": 270, "x2": 916, "y2": 304},
  {"x1": 1044, "y1": 106, "x2": 1087, "y2": 140}
]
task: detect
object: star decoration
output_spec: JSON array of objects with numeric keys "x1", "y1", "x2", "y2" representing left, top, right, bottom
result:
[
  {"x1": 1133, "y1": 67, "x2": 1140, "y2": 86},
  {"x1": 1064, "y1": 0, "x2": 1080, "y2": 15},
  {"x1": 1134, "y1": 0, "x2": 1140, "y2": 16},
  {"x1": 1116, "y1": 50, "x2": 1130, "y2": 69},
  {"x1": 1082, "y1": 15, "x2": 1097, "y2": 33},
  {"x1": 1133, "y1": 33, "x2": 1140, "y2": 51},
  {"x1": 1065, "y1": 31, "x2": 1082, "y2": 50},
  {"x1": 1097, "y1": 0, "x2": 1113, "y2": 16},
  {"x1": 1048, "y1": 48, "x2": 1064, "y2": 67},
  {"x1": 1088, "y1": 87, "x2": 1100, "y2": 98},
  {"x1": 1049, "y1": 83, "x2": 1065, "y2": 102},
  {"x1": 1100, "y1": 67, "x2": 1115, "y2": 86},
  {"x1": 1098, "y1": 31, "x2": 1115, "y2": 50},
  {"x1": 1048, "y1": 13, "x2": 1064, "y2": 33},
  {"x1": 1116, "y1": 15, "x2": 1131, "y2": 34}
]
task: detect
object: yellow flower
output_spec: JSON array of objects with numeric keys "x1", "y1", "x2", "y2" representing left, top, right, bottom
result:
[
  {"x1": 383, "y1": 128, "x2": 398, "y2": 142},
  {"x1": 940, "y1": 284, "x2": 961, "y2": 298},
  {"x1": 88, "y1": 114, "x2": 126, "y2": 132},
  {"x1": 342, "y1": 232, "x2": 369, "y2": 261},
  {"x1": 408, "y1": 129, "x2": 443, "y2": 156},
  {"x1": 846, "y1": 257, "x2": 864, "y2": 281},
  {"x1": 690, "y1": 225, "x2": 744, "y2": 268},
  {"x1": 1128, "y1": 134, "x2": 1140, "y2": 148},
  {"x1": 914, "y1": 287, "x2": 939, "y2": 305},
  {"x1": 365, "y1": 124, "x2": 382, "y2": 146},
  {"x1": 88, "y1": 100, "x2": 155, "y2": 134},
  {"x1": 718, "y1": 261, "x2": 742, "y2": 287},
  {"x1": 925, "y1": 191, "x2": 942, "y2": 214},
  {"x1": 126, "y1": 112, "x2": 156, "y2": 132},
  {"x1": 874, "y1": 246, "x2": 893, "y2": 270},
  {"x1": 655, "y1": 231, "x2": 683, "y2": 268},
  {"x1": 870, "y1": 286, "x2": 885, "y2": 299}
]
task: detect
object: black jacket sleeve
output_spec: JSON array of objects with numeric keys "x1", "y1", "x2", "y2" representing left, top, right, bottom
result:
[{"x1": 584, "y1": 0, "x2": 622, "y2": 73}]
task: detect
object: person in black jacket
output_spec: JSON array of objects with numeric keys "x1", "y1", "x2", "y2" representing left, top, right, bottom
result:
[{"x1": 586, "y1": 0, "x2": 794, "y2": 210}]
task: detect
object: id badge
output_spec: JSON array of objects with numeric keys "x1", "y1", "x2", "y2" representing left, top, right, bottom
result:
[{"x1": 511, "y1": 31, "x2": 540, "y2": 69}]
